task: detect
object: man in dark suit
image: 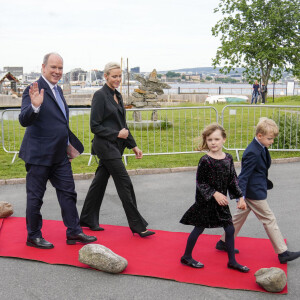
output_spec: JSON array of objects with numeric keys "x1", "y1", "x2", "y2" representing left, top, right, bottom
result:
[
  {"x1": 19, "y1": 52, "x2": 97, "y2": 249},
  {"x1": 216, "y1": 118, "x2": 300, "y2": 263}
]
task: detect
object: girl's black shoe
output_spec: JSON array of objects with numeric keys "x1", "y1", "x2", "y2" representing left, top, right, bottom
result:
[
  {"x1": 180, "y1": 257, "x2": 204, "y2": 268},
  {"x1": 227, "y1": 262, "x2": 250, "y2": 273}
]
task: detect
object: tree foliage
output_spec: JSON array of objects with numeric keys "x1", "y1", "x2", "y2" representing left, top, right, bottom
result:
[
  {"x1": 212, "y1": 0, "x2": 300, "y2": 85},
  {"x1": 166, "y1": 71, "x2": 181, "y2": 78}
]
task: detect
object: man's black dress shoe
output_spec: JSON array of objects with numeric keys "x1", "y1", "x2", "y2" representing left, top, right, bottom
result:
[
  {"x1": 26, "y1": 238, "x2": 54, "y2": 249},
  {"x1": 278, "y1": 251, "x2": 300, "y2": 264},
  {"x1": 180, "y1": 257, "x2": 204, "y2": 268},
  {"x1": 216, "y1": 240, "x2": 239, "y2": 254},
  {"x1": 227, "y1": 262, "x2": 250, "y2": 273},
  {"x1": 66, "y1": 233, "x2": 97, "y2": 245},
  {"x1": 80, "y1": 221, "x2": 104, "y2": 231}
]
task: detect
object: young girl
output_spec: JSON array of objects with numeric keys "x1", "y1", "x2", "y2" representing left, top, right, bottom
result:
[{"x1": 180, "y1": 123, "x2": 249, "y2": 272}]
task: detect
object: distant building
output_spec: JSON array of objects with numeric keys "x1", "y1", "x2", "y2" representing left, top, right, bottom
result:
[
  {"x1": 65, "y1": 68, "x2": 87, "y2": 82},
  {"x1": 85, "y1": 70, "x2": 104, "y2": 85},
  {"x1": 3, "y1": 66, "x2": 23, "y2": 77},
  {"x1": 23, "y1": 72, "x2": 41, "y2": 83},
  {"x1": 185, "y1": 74, "x2": 201, "y2": 81},
  {"x1": 0, "y1": 72, "x2": 20, "y2": 93},
  {"x1": 130, "y1": 67, "x2": 140, "y2": 74}
]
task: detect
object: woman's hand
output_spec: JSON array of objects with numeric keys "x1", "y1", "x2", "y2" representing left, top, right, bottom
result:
[
  {"x1": 118, "y1": 128, "x2": 129, "y2": 139},
  {"x1": 213, "y1": 191, "x2": 228, "y2": 206},
  {"x1": 132, "y1": 147, "x2": 143, "y2": 159}
]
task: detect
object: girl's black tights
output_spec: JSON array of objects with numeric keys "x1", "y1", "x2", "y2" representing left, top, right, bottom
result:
[
  {"x1": 182, "y1": 224, "x2": 237, "y2": 265},
  {"x1": 182, "y1": 226, "x2": 205, "y2": 259}
]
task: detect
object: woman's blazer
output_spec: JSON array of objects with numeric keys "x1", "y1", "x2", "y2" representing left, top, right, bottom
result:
[{"x1": 90, "y1": 84, "x2": 136, "y2": 159}]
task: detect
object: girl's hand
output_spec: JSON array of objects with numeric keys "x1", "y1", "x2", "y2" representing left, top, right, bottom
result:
[
  {"x1": 213, "y1": 191, "x2": 228, "y2": 206},
  {"x1": 237, "y1": 197, "x2": 247, "y2": 210}
]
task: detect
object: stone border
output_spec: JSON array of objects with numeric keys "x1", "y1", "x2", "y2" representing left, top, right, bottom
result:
[{"x1": 1, "y1": 157, "x2": 300, "y2": 186}]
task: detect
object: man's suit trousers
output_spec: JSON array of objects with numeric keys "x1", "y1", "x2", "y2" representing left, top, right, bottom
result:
[
  {"x1": 220, "y1": 198, "x2": 287, "y2": 254},
  {"x1": 26, "y1": 157, "x2": 82, "y2": 239},
  {"x1": 80, "y1": 158, "x2": 148, "y2": 233}
]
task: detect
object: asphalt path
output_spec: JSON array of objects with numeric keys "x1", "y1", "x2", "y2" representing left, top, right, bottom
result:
[{"x1": 1, "y1": 162, "x2": 300, "y2": 300}]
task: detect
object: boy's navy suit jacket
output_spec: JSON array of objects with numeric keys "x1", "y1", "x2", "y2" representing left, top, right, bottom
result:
[
  {"x1": 18, "y1": 76, "x2": 83, "y2": 166},
  {"x1": 238, "y1": 138, "x2": 273, "y2": 200}
]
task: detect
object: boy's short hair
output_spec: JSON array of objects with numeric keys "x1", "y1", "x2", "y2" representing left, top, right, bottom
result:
[{"x1": 256, "y1": 117, "x2": 279, "y2": 137}]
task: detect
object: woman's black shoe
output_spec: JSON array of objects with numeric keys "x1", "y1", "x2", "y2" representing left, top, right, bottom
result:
[
  {"x1": 132, "y1": 230, "x2": 155, "y2": 237},
  {"x1": 80, "y1": 222, "x2": 104, "y2": 231},
  {"x1": 227, "y1": 262, "x2": 250, "y2": 273},
  {"x1": 180, "y1": 257, "x2": 204, "y2": 268}
]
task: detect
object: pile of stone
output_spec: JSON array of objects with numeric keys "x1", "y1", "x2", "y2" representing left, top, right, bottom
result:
[{"x1": 130, "y1": 69, "x2": 171, "y2": 121}]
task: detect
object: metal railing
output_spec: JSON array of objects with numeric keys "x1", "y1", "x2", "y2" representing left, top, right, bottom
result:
[
  {"x1": 3, "y1": 105, "x2": 300, "y2": 164},
  {"x1": 123, "y1": 107, "x2": 218, "y2": 165},
  {"x1": 1, "y1": 107, "x2": 219, "y2": 165},
  {"x1": 221, "y1": 105, "x2": 300, "y2": 160}
]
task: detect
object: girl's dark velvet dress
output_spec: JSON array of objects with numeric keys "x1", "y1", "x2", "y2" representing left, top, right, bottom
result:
[{"x1": 180, "y1": 153, "x2": 243, "y2": 228}]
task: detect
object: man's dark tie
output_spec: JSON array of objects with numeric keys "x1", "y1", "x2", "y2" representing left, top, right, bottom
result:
[{"x1": 54, "y1": 86, "x2": 67, "y2": 119}]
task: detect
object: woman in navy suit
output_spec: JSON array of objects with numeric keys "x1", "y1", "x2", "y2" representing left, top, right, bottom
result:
[{"x1": 80, "y1": 62, "x2": 155, "y2": 237}]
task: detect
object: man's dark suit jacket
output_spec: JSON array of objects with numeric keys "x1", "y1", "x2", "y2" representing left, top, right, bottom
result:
[
  {"x1": 238, "y1": 138, "x2": 273, "y2": 200},
  {"x1": 90, "y1": 84, "x2": 136, "y2": 160},
  {"x1": 19, "y1": 76, "x2": 83, "y2": 166}
]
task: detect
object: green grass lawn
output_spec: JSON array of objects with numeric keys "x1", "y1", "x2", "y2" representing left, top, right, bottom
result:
[{"x1": 1, "y1": 95, "x2": 300, "y2": 180}]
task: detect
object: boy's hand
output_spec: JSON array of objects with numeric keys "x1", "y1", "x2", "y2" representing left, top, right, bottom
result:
[
  {"x1": 237, "y1": 197, "x2": 247, "y2": 210},
  {"x1": 214, "y1": 191, "x2": 229, "y2": 206}
]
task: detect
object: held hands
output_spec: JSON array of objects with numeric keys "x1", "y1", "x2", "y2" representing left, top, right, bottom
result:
[
  {"x1": 237, "y1": 197, "x2": 247, "y2": 210},
  {"x1": 132, "y1": 146, "x2": 143, "y2": 159},
  {"x1": 118, "y1": 128, "x2": 129, "y2": 139},
  {"x1": 29, "y1": 82, "x2": 44, "y2": 108},
  {"x1": 214, "y1": 191, "x2": 228, "y2": 206}
]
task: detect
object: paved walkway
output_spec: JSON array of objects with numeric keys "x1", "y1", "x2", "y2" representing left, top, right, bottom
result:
[{"x1": 1, "y1": 162, "x2": 300, "y2": 299}]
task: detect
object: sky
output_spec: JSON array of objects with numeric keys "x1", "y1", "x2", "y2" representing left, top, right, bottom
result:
[{"x1": 0, "y1": 0, "x2": 223, "y2": 73}]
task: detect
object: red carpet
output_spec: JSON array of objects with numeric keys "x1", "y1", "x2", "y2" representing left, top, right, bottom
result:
[{"x1": 0, "y1": 217, "x2": 287, "y2": 293}]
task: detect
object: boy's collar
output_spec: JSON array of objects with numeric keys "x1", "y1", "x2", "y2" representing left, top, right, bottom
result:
[{"x1": 255, "y1": 137, "x2": 265, "y2": 148}]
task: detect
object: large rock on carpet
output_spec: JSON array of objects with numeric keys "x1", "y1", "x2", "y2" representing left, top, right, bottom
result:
[
  {"x1": 255, "y1": 267, "x2": 287, "y2": 292},
  {"x1": 79, "y1": 244, "x2": 128, "y2": 274}
]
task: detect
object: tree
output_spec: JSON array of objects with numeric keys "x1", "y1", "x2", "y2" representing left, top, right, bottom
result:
[
  {"x1": 212, "y1": 0, "x2": 300, "y2": 86},
  {"x1": 166, "y1": 71, "x2": 181, "y2": 78},
  {"x1": 206, "y1": 76, "x2": 213, "y2": 81}
]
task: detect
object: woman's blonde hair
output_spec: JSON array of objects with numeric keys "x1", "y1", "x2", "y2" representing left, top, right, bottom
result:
[
  {"x1": 256, "y1": 117, "x2": 279, "y2": 137},
  {"x1": 104, "y1": 62, "x2": 121, "y2": 75},
  {"x1": 198, "y1": 123, "x2": 226, "y2": 151}
]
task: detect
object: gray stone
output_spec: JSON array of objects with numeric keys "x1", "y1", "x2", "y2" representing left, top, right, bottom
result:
[
  {"x1": 131, "y1": 92, "x2": 144, "y2": 99},
  {"x1": 133, "y1": 111, "x2": 142, "y2": 122},
  {"x1": 133, "y1": 102, "x2": 146, "y2": 108},
  {"x1": 79, "y1": 244, "x2": 128, "y2": 274},
  {"x1": 255, "y1": 267, "x2": 287, "y2": 292},
  {"x1": 144, "y1": 92, "x2": 157, "y2": 99},
  {"x1": 0, "y1": 201, "x2": 13, "y2": 218},
  {"x1": 151, "y1": 110, "x2": 158, "y2": 121},
  {"x1": 131, "y1": 70, "x2": 171, "y2": 121}
]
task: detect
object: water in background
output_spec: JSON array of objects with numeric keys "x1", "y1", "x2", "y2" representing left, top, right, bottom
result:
[{"x1": 71, "y1": 82, "x2": 299, "y2": 96}]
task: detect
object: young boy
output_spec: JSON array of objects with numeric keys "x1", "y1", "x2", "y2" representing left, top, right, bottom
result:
[{"x1": 216, "y1": 117, "x2": 300, "y2": 263}]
